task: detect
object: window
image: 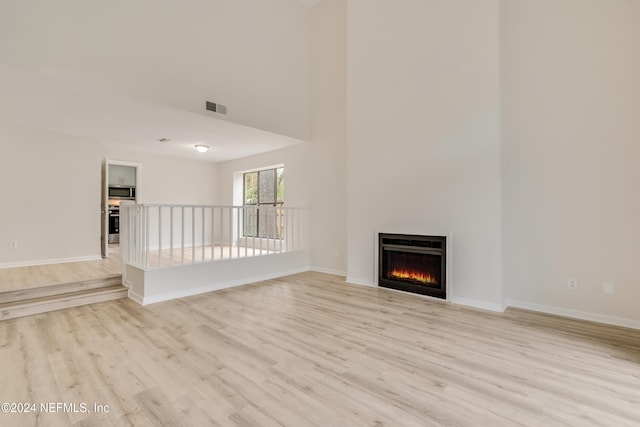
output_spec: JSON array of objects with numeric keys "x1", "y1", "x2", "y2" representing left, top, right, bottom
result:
[{"x1": 243, "y1": 167, "x2": 284, "y2": 238}]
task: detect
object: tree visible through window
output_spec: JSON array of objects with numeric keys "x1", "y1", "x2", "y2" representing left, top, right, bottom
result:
[{"x1": 243, "y1": 167, "x2": 284, "y2": 238}]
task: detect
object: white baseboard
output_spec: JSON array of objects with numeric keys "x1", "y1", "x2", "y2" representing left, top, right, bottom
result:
[
  {"x1": 137, "y1": 266, "x2": 311, "y2": 305},
  {"x1": 311, "y1": 266, "x2": 347, "y2": 277},
  {"x1": 451, "y1": 297, "x2": 506, "y2": 313},
  {"x1": 0, "y1": 255, "x2": 103, "y2": 269},
  {"x1": 345, "y1": 276, "x2": 375, "y2": 287},
  {"x1": 506, "y1": 299, "x2": 640, "y2": 330},
  {"x1": 340, "y1": 273, "x2": 638, "y2": 327},
  {"x1": 341, "y1": 275, "x2": 639, "y2": 327},
  {"x1": 128, "y1": 288, "x2": 144, "y2": 305}
]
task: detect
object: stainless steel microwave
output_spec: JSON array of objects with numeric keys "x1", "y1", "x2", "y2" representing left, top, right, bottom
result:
[{"x1": 108, "y1": 186, "x2": 136, "y2": 200}]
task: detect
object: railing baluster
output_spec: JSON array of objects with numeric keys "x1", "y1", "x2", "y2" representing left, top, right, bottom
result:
[
  {"x1": 120, "y1": 204, "x2": 304, "y2": 270},
  {"x1": 236, "y1": 207, "x2": 240, "y2": 258},
  {"x1": 300, "y1": 208, "x2": 304, "y2": 250},
  {"x1": 139, "y1": 206, "x2": 143, "y2": 268},
  {"x1": 282, "y1": 208, "x2": 287, "y2": 253},
  {"x1": 272, "y1": 207, "x2": 276, "y2": 252},
  {"x1": 191, "y1": 207, "x2": 196, "y2": 264},
  {"x1": 286, "y1": 208, "x2": 290, "y2": 252},
  {"x1": 219, "y1": 208, "x2": 223, "y2": 260},
  {"x1": 136, "y1": 206, "x2": 140, "y2": 267},
  {"x1": 211, "y1": 206, "x2": 216, "y2": 261},
  {"x1": 252, "y1": 206, "x2": 256, "y2": 256},
  {"x1": 243, "y1": 208, "x2": 247, "y2": 258},
  {"x1": 158, "y1": 207, "x2": 162, "y2": 268},
  {"x1": 217, "y1": 207, "x2": 222, "y2": 260},
  {"x1": 170, "y1": 207, "x2": 174, "y2": 266},
  {"x1": 241, "y1": 207, "x2": 245, "y2": 257},
  {"x1": 268, "y1": 207, "x2": 271, "y2": 253},
  {"x1": 201, "y1": 207, "x2": 205, "y2": 263},
  {"x1": 144, "y1": 206, "x2": 149, "y2": 269},
  {"x1": 181, "y1": 206, "x2": 185, "y2": 265},
  {"x1": 278, "y1": 208, "x2": 282, "y2": 254},
  {"x1": 228, "y1": 207, "x2": 233, "y2": 259},
  {"x1": 137, "y1": 207, "x2": 141, "y2": 267},
  {"x1": 296, "y1": 209, "x2": 300, "y2": 251},
  {"x1": 259, "y1": 207, "x2": 263, "y2": 255}
]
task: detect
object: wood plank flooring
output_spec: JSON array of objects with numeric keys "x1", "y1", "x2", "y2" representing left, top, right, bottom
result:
[
  {"x1": 1, "y1": 271, "x2": 639, "y2": 426},
  {"x1": 0, "y1": 246, "x2": 121, "y2": 293}
]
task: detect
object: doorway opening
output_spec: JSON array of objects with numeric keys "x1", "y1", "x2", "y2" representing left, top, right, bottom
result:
[{"x1": 101, "y1": 159, "x2": 140, "y2": 258}]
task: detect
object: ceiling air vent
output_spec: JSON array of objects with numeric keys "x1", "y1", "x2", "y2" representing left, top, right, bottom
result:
[{"x1": 206, "y1": 101, "x2": 228, "y2": 115}]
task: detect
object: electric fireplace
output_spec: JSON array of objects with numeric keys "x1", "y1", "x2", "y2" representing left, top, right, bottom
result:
[{"x1": 378, "y1": 233, "x2": 446, "y2": 299}]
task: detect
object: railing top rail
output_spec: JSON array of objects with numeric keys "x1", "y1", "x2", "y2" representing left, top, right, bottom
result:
[{"x1": 120, "y1": 203, "x2": 305, "y2": 210}]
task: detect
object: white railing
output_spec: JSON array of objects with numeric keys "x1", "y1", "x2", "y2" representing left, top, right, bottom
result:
[{"x1": 120, "y1": 204, "x2": 306, "y2": 270}]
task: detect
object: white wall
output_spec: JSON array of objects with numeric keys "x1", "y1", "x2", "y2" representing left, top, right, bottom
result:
[
  {"x1": 347, "y1": 0, "x2": 503, "y2": 309},
  {"x1": 502, "y1": 0, "x2": 640, "y2": 325},
  {"x1": 308, "y1": 0, "x2": 348, "y2": 274},
  {"x1": 216, "y1": 0, "x2": 347, "y2": 275},
  {"x1": 133, "y1": 154, "x2": 217, "y2": 206},
  {"x1": 0, "y1": 122, "x2": 217, "y2": 266}
]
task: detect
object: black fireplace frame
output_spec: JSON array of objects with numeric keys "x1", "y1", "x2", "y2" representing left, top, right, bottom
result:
[{"x1": 378, "y1": 233, "x2": 447, "y2": 299}]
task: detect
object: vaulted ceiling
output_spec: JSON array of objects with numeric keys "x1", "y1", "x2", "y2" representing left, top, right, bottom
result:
[{"x1": 0, "y1": 0, "x2": 318, "y2": 162}]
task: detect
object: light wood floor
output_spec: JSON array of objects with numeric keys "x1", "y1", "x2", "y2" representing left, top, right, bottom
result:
[
  {"x1": 0, "y1": 246, "x2": 121, "y2": 293},
  {"x1": 1, "y1": 272, "x2": 639, "y2": 426}
]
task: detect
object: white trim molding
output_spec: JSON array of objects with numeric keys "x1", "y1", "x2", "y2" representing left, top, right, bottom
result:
[
  {"x1": 506, "y1": 299, "x2": 640, "y2": 331},
  {"x1": 346, "y1": 276, "x2": 375, "y2": 287},
  {"x1": 0, "y1": 255, "x2": 102, "y2": 270},
  {"x1": 128, "y1": 288, "x2": 145, "y2": 305},
  {"x1": 311, "y1": 266, "x2": 347, "y2": 277},
  {"x1": 451, "y1": 297, "x2": 506, "y2": 313}
]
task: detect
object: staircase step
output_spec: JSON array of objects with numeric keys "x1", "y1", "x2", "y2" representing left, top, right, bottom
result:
[
  {"x1": 0, "y1": 284, "x2": 128, "y2": 321},
  {"x1": 0, "y1": 275, "x2": 122, "y2": 304}
]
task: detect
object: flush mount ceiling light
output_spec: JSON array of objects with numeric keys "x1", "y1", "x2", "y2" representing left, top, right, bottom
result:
[{"x1": 195, "y1": 144, "x2": 209, "y2": 153}]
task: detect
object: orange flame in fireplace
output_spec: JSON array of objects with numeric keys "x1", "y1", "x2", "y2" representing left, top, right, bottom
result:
[{"x1": 388, "y1": 269, "x2": 438, "y2": 285}]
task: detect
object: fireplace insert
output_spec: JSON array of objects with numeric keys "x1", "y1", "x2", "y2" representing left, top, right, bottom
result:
[{"x1": 378, "y1": 233, "x2": 446, "y2": 299}]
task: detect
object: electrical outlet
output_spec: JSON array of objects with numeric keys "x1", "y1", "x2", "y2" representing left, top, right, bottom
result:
[
  {"x1": 568, "y1": 278, "x2": 578, "y2": 290},
  {"x1": 9, "y1": 241, "x2": 17, "y2": 249},
  {"x1": 603, "y1": 282, "x2": 614, "y2": 295}
]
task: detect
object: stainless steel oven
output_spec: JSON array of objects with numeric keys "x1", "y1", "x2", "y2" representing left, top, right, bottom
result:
[{"x1": 108, "y1": 205, "x2": 120, "y2": 244}]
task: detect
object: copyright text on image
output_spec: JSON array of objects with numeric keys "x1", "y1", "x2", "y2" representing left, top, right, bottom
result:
[{"x1": 1, "y1": 402, "x2": 110, "y2": 414}]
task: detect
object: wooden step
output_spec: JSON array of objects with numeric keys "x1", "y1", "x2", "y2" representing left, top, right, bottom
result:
[
  {"x1": 0, "y1": 282, "x2": 128, "y2": 321},
  {"x1": 0, "y1": 275, "x2": 122, "y2": 304}
]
